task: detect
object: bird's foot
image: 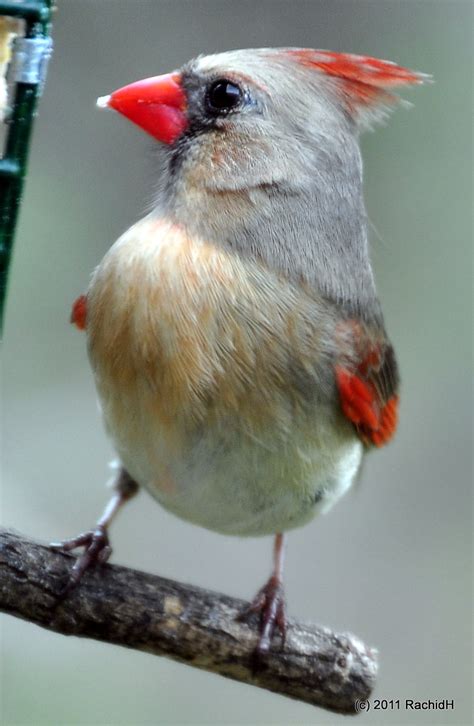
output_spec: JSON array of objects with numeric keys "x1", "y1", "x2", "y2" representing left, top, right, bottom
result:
[
  {"x1": 49, "y1": 525, "x2": 112, "y2": 595},
  {"x1": 238, "y1": 575, "x2": 287, "y2": 661}
]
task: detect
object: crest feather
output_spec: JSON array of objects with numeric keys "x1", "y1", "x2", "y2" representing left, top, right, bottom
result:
[{"x1": 281, "y1": 49, "x2": 429, "y2": 126}]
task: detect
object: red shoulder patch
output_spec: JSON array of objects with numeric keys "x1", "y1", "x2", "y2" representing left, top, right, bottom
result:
[
  {"x1": 71, "y1": 294, "x2": 87, "y2": 331},
  {"x1": 335, "y1": 321, "x2": 399, "y2": 447},
  {"x1": 336, "y1": 365, "x2": 399, "y2": 447}
]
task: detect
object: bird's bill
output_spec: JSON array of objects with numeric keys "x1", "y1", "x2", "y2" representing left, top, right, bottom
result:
[{"x1": 97, "y1": 72, "x2": 187, "y2": 144}]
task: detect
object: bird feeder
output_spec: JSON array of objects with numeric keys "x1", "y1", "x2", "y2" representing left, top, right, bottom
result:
[{"x1": 0, "y1": 0, "x2": 53, "y2": 334}]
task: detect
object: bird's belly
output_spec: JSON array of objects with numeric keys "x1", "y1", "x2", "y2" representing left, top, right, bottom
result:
[
  {"x1": 100, "y1": 386, "x2": 362, "y2": 536},
  {"x1": 152, "y1": 436, "x2": 362, "y2": 536},
  {"x1": 87, "y1": 218, "x2": 361, "y2": 535}
]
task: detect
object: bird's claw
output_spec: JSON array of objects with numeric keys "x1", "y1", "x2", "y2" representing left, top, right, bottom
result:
[
  {"x1": 50, "y1": 525, "x2": 111, "y2": 595},
  {"x1": 238, "y1": 575, "x2": 287, "y2": 662}
]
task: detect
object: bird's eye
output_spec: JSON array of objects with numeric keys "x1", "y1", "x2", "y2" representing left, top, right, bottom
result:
[{"x1": 207, "y1": 79, "x2": 243, "y2": 113}]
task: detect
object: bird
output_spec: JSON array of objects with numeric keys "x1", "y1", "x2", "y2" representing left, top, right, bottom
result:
[{"x1": 53, "y1": 47, "x2": 426, "y2": 655}]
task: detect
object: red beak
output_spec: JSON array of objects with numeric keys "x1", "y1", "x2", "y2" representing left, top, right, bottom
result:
[{"x1": 98, "y1": 72, "x2": 187, "y2": 145}]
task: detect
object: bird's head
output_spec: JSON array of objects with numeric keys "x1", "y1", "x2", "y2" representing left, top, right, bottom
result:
[
  {"x1": 98, "y1": 48, "x2": 427, "y2": 314},
  {"x1": 98, "y1": 47, "x2": 427, "y2": 197}
]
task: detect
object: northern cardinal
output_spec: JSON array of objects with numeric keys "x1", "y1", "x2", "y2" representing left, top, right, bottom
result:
[{"x1": 55, "y1": 48, "x2": 426, "y2": 655}]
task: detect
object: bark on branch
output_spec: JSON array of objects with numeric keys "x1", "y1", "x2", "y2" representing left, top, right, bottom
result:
[{"x1": 0, "y1": 528, "x2": 377, "y2": 714}]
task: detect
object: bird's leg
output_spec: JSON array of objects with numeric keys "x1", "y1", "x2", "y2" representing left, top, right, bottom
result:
[
  {"x1": 239, "y1": 532, "x2": 287, "y2": 657},
  {"x1": 50, "y1": 467, "x2": 138, "y2": 593}
]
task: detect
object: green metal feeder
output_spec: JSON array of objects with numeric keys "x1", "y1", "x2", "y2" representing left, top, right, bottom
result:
[{"x1": 0, "y1": 0, "x2": 53, "y2": 334}]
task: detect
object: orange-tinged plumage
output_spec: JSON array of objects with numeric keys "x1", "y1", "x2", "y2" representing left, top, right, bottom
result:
[{"x1": 86, "y1": 218, "x2": 332, "y2": 438}]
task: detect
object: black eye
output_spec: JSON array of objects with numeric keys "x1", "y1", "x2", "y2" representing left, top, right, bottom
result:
[{"x1": 207, "y1": 79, "x2": 243, "y2": 113}]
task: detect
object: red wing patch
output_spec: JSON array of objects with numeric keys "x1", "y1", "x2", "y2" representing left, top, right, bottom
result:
[
  {"x1": 335, "y1": 321, "x2": 399, "y2": 447},
  {"x1": 336, "y1": 365, "x2": 399, "y2": 447},
  {"x1": 71, "y1": 294, "x2": 87, "y2": 330}
]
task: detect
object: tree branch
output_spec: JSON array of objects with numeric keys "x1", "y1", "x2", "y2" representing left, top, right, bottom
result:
[{"x1": 0, "y1": 528, "x2": 377, "y2": 714}]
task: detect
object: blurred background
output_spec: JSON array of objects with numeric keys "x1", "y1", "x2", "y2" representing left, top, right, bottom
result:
[{"x1": 1, "y1": 1, "x2": 472, "y2": 724}]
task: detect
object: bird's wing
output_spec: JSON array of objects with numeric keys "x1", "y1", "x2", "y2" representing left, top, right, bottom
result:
[
  {"x1": 335, "y1": 320, "x2": 399, "y2": 447},
  {"x1": 71, "y1": 294, "x2": 87, "y2": 330}
]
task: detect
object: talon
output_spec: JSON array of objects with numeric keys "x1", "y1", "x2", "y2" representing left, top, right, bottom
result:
[
  {"x1": 50, "y1": 525, "x2": 111, "y2": 594},
  {"x1": 49, "y1": 474, "x2": 138, "y2": 597},
  {"x1": 276, "y1": 602, "x2": 287, "y2": 648},
  {"x1": 238, "y1": 575, "x2": 287, "y2": 662},
  {"x1": 236, "y1": 589, "x2": 266, "y2": 621},
  {"x1": 49, "y1": 532, "x2": 92, "y2": 551},
  {"x1": 97, "y1": 544, "x2": 112, "y2": 565}
]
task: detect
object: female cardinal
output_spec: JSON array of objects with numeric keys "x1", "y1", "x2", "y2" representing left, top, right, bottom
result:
[{"x1": 55, "y1": 48, "x2": 426, "y2": 655}]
